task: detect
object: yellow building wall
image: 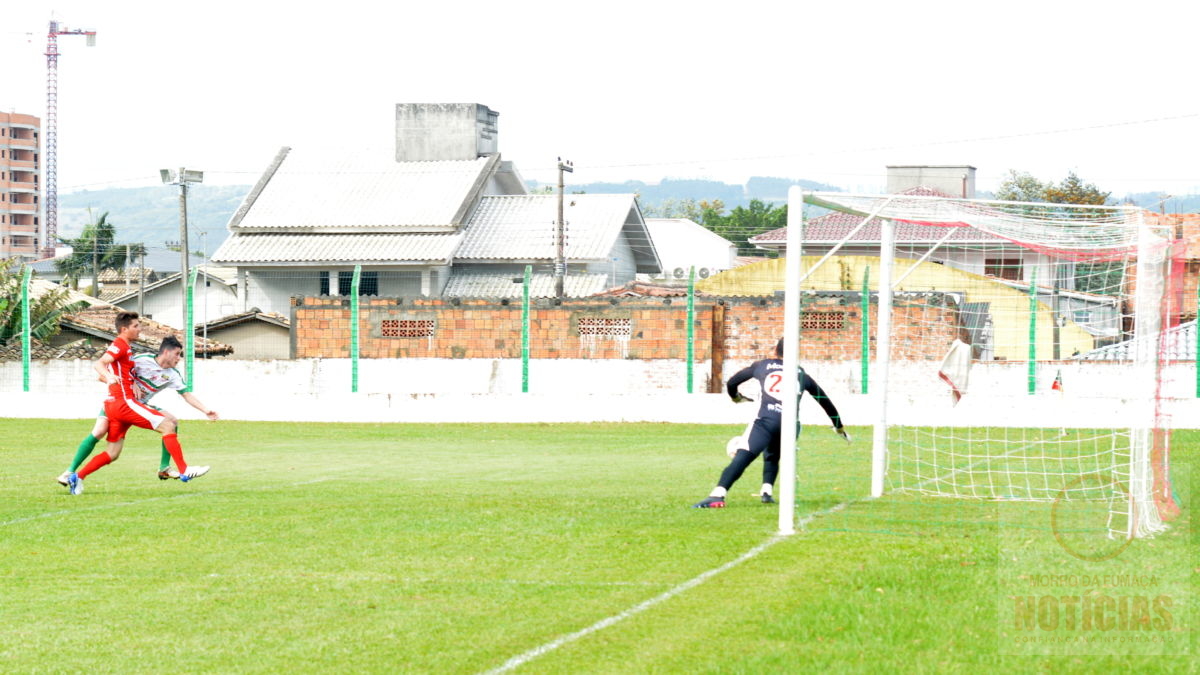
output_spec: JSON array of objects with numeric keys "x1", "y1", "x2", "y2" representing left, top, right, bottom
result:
[{"x1": 698, "y1": 256, "x2": 1095, "y2": 361}]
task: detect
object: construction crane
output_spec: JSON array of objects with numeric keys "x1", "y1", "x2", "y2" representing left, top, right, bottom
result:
[{"x1": 44, "y1": 20, "x2": 96, "y2": 257}]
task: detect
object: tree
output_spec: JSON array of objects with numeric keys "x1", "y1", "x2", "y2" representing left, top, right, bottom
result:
[
  {"x1": 1043, "y1": 172, "x2": 1109, "y2": 205},
  {"x1": 704, "y1": 199, "x2": 787, "y2": 254},
  {"x1": 995, "y1": 170, "x2": 1049, "y2": 203},
  {"x1": 996, "y1": 169, "x2": 1109, "y2": 205},
  {"x1": 0, "y1": 258, "x2": 89, "y2": 342},
  {"x1": 54, "y1": 211, "x2": 146, "y2": 295},
  {"x1": 997, "y1": 170, "x2": 1117, "y2": 295}
]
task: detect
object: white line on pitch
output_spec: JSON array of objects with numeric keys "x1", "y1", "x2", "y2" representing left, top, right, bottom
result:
[{"x1": 478, "y1": 533, "x2": 788, "y2": 675}]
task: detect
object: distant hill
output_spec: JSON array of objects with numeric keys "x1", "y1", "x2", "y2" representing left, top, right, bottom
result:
[
  {"x1": 526, "y1": 176, "x2": 843, "y2": 210},
  {"x1": 52, "y1": 182, "x2": 1197, "y2": 255},
  {"x1": 58, "y1": 184, "x2": 250, "y2": 253}
]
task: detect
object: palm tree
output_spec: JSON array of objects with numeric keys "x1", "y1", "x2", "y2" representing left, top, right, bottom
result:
[
  {"x1": 0, "y1": 258, "x2": 89, "y2": 342},
  {"x1": 54, "y1": 211, "x2": 147, "y2": 295}
]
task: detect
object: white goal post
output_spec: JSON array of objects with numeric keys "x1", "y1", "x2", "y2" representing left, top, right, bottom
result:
[{"x1": 778, "y1": 186, "x2": 1179, "y2": 539}]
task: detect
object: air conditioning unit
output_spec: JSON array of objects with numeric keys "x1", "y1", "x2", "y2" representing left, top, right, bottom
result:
[
  {"x1": 698, "y1": 267, "x2": 711, "y2": 279},
  {"x1": 673, "y1": 267, "x2": 686, "y2": 279}
]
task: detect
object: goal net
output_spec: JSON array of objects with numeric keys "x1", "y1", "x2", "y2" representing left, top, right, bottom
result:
[{"x1": 776, "y1": 187, "x2": 1182, "y2": 540}]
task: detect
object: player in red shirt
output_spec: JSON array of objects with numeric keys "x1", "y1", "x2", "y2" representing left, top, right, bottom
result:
[{"x1": 66, "y1": 311, "x2": 210, "y2": 495}]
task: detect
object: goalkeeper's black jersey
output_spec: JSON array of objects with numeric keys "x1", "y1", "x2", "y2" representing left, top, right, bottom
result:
[{"x1": 726, "y1": 358, "x2": 842, "y2": 428}]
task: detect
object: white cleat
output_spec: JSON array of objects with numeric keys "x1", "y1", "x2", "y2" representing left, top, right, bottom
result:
[
  {"x1": 179, "y1": 466, "x2": 210, "y2": 482},
  {"x1": 57, "y1": 471, "x2": 72, "y2": 487}
]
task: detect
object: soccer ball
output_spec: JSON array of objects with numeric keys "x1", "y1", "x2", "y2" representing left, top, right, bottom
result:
[{"x1": 725, "y1": 436, "x2": 748, "y2": 458}]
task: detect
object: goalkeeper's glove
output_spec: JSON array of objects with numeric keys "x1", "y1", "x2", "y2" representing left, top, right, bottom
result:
[{"x1": 834, "y1": 426, "x2": 851, "y2": 443}]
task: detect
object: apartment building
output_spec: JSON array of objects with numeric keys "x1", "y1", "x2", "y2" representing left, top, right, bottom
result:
[{"x1": 0, "y1": 112, "x2": 41, "y2": 261}]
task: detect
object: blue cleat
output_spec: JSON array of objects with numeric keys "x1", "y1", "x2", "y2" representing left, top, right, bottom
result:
[
  {"x1": 179, "y1": 466, "x2": 210, "y2": 483},
  {"x1": 67, "y1": 472, "x2": 84, "y2": 496}
]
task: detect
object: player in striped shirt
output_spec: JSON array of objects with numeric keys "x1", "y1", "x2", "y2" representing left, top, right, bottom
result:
[
  {"x1": 57, "y1": 334, "x2": 219, "y2": 487},
  {"x1": 64, "y1": 313, "x2": 213, "y2": 495}
]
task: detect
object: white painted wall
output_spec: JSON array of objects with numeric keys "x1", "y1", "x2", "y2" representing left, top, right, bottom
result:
[
  {"x1": 115, "y1": 278, "x2": 238, "y2": 329},
  {"x1": 1, "y1": 358, "x2": 1196, "y2": 427}
]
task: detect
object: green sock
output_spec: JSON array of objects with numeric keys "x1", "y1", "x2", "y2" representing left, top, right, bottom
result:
[
  {"x1": 70, "y1": 434, "x2": 101, "y2": 472},
  {"x1": 159, "y1": 424, "x2": 177, "y2": 471}
]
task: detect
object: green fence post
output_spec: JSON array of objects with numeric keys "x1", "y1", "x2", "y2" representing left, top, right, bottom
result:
[
  {"x1": 185, "y1": 267, "x2": 198, "y2": 389},
  {"x1": 687, "y1": 266, "x2": 695, "y2": 393},
  {"x1": 861, "y1": 266, "x2": 870, "y2": 395},
  {"x1": 351, "y1": 264, "x2": 361, "y2": 393},
  {"x1": 1027, "y1": 268, "x2": 1038, "y2": 395},
  {"x1": 21, "y1": 266, "x2": 32, "y2": 392},
  {"x1": 522, "y1": 265, "x2": 531, "y2": 393}
]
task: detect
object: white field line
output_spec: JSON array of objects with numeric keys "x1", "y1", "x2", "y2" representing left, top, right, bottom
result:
[
  {"x1": 479, "y1": 533, "x2": 787, "y2": 675},
  {"x1": 481, "y1": 441, "x2": 1076, "y2": 674}
]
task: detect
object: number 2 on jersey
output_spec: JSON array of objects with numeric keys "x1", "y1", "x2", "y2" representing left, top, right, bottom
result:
[{"x1": 764, "y1": 372, "x2": 784, "y2": 399}]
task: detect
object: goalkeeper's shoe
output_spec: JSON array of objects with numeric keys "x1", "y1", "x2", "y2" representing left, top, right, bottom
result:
[
  {"x1": 158, "y1": 468, "x2": 181, "y2": 480},
  {"x1": 692, "y1": 496, "x2": 726, "y2": 509},
  {"x1": 179, "y1": 466, "x2": 210, "y2": 482},
  {"x1": 67, "y1": 472, "x2": 84, "y2": 496},
  {"x1": 761, "y1": 493, "x2": 776, "y2": 504},
  {"x1": 56, "y1": 470, "x2": 72, "y2": 487}
]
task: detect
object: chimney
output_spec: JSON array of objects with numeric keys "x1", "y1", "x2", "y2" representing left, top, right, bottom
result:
[
  {"x1": 886, "y1": 165, "x2": 976, "y2": 198},
  {"x1": 395, "y1": 103, "x2": 499, "y2": 162}
]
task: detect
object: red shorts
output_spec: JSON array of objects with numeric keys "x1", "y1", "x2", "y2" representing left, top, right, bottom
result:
[{"x1": 103, "y1": 396, "x2": 168, "y2": 442}]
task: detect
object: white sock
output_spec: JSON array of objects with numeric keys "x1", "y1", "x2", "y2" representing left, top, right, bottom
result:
[
  {"x1": 761, "y1": 483, "x2": 773, "y2": 496},
  {"x1": 709, "y1": 487, "x2": 727, "y2": 498}
]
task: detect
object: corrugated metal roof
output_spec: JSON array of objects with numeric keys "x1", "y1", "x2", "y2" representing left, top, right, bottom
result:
[
  {"x1": 232, "y1": 148, "x2": 493, "y2": 231},
  {"x1": 644, "y1": 218, "x2": 736, "y2": 269},
  {"x1": 1078, "y1": 320, "x2": 1195, "y2": 361},
  {"x1": 456, "y1": 194, "x2": 637, "y2": 261},
  {"x1": 212, "y1": 232, "x2": 461, "y2": 264},
  {"x1": 443, "y1": 272, "x2": 610, "y2": 298}
]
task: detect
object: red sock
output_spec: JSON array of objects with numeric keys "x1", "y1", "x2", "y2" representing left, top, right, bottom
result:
[
  {"x1": 77, "y1": 451, "x2": 113, "y2": 479},
  {"x1": 163, "y1": 433, "x2": 187, "y2": 473}
]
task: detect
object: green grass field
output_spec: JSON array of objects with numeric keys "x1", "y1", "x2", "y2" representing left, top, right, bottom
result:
[{"x1": 1, "y1": 420, "x2": 1194, "y2": 673}]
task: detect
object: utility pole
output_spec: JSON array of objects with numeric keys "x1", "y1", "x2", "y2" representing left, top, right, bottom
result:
[
  {"x1": 160, "y1": 168, "x2": 203, "y2": 325},
  {"x1": 137, "y1": 248, "x2": 145, "y2": 316},
  {"x1": 44, "y1": 20, "x2": 97, "y2": 257},
  {"x1": 555, "y1": 158, "x2": 573, "y2": 299}
]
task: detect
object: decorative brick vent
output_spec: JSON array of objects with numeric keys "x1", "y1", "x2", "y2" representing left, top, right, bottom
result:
[
  {"x1": 801, "y1": 311, "x2": 846, "y2": 331},
  {"x1": 381, "y1": 319, "x2": 435, "y2": 338},
  {"x1": 577, "y1": 317, "x2": 633, "y2": 337}
]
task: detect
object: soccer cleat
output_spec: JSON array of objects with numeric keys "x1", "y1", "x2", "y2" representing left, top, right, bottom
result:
[
  {"x1": 761, "y1": 493, "x2": 776, "y2": 504},
  {"x1": 67, "y1": 472, "x2": 84, "y2": 496},
  {"x1": 692, "y1": 496, "x2": 726, "y2": 509},
  {"x1": 179, "y1": 466, "x2": 210, "y2": 482},
  {"x1": 57, "y1": 471, "x2": 72, "y2": 487},
  {"x1": 158, "y1": 468, "x2": 181, "y2": 480}
]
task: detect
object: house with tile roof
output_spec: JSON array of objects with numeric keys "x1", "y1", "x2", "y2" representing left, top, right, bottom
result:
[
  {"x1": 748, "y1": 174, "x2": 1077, "y2": 291},
  {"x1": 211, "y1": 103, "x2": 659, "y2": 311},
  {"x1": 105, "y1": 265, "x2": 239, "y2": 329}
]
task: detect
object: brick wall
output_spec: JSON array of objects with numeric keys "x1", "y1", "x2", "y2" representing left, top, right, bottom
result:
[{"x1": 292, "y1": 294, "x2": 964, "y2": 362}]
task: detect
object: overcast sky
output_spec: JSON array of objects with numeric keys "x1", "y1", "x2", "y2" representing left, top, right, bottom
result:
[{"x1": 4, "y1": 1, "x2": 1199, "y2": 199}]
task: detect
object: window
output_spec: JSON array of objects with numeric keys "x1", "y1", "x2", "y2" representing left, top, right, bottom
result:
[
  {"x1": 801, "y1": 311, "x2": 846, "y2": 331},
  {"x1": 984, "y1": 258, "x2": 1022, "y2": 281},
  {"x1": 381, "y1": 319, "x2": 434, "y2": 338},
  {"x1": 577, "y1": 317, "x2": 632, "y2": 337},
  {"x1": 320, "y1": 270, "x2": 379, "y2": 296}
]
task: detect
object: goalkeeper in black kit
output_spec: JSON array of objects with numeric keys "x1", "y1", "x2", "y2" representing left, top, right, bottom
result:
[{"x1": 693, "y1": 338, "x2": 850, "y2": 508}]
